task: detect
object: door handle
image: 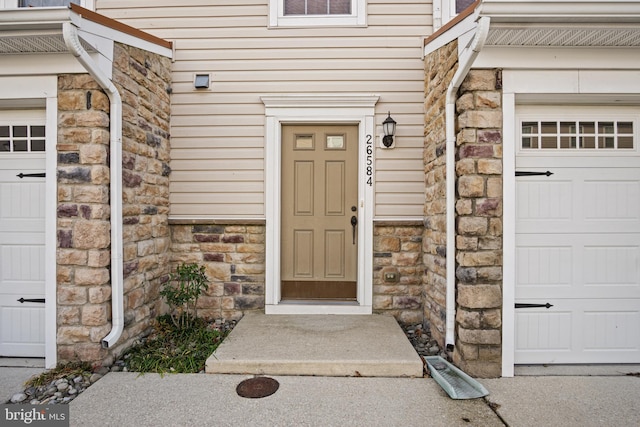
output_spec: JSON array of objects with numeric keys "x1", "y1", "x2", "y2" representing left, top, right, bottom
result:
[{"x1": 351, "y1": 215, "x2": 357, "y2": 244}]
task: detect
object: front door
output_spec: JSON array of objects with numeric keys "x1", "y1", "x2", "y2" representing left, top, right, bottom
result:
[
  {"x1": 281, "y1": 124, "x2": 358, "y2": 301},
  {"x1": 0, "y1": 113, "x2": 46, "y2": 357}
]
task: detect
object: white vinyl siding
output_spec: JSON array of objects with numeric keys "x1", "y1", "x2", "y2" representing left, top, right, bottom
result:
[{"x1": 97, "y1": 0, "x2": 431, "y2": 219}]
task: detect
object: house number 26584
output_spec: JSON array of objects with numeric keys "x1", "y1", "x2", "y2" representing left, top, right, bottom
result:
[{"x1": 366, "y1": 134, "x2": 373, "y2": 186}]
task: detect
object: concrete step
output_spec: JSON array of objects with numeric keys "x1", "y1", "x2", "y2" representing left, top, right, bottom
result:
[{"x1": 206, "y1": 312, "x2": 424, "y2": 377}]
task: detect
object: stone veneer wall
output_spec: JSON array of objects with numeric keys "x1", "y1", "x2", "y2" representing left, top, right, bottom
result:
[
  {"x1": 169, "y1": 221, "x2": 423, "y2": 323},
  {"x1": 453, "y1": 69, "x2": 503, "y2": 378},
  {"x1": 56, "y1": 42, "x2": 172, "y2": 365},
  {"x1": 424, "y1": 39, "x2": 504, "y2": 378},
  {"x1": 372, "y1": 222, "x2": 423, "y2": 324},
  {"x1": 170, "y1": 223, "x2": 265, "y2": 320},
  {"x1": 423, "y1": 40, "x2": 457, "y2": 347}
]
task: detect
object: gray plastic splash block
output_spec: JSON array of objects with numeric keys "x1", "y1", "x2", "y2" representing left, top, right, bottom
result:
[{"x1": 425, "y1": 356, "x2": 489, "y2": 400}]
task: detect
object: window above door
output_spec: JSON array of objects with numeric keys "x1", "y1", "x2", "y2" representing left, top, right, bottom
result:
[
  {"x1": 1, "y1": 0, "x2": 93, "y2": 9},
  {"x1": 434, "y1": 0, "x2": 477, "y2": 31},
  {"x1": 270, "y1": 0, "x2": 366, "y2": 28}
]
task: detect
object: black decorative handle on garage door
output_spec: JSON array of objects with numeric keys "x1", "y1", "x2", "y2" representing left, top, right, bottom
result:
[
  {"x1": 16, "y1": 173, "x2": 46, "y2": 178},
  {"x1": 17, "y1": 298, "x2": 45, "y2": 304},
  {"x1": 515, "y1": 171, "x2": 553, "y2": 177},
  {"x1": 515, "y1": 303, "x2": 553, "y2": 309}
]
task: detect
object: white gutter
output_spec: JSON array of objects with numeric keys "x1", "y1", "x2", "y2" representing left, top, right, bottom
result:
[
  {"x1": 63, "y1": 22, "x2": 124, "y2": 349},
  {"x1": 444, "y1": 16, "x2": 491, "y2": 349}
]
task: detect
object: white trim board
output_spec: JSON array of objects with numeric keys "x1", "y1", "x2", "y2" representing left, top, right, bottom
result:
[{"x1": 262, "y1": 94, "x2": 378, "y2": 315}]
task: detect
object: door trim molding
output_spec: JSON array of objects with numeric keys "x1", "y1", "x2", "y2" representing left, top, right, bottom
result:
[{"x1": 262, "y1": 94, "x2": 379, "y2": 314}]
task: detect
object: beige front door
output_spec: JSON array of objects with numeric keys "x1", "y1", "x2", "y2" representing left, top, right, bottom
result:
[{"x1": 281, "y1": 124, "x2": 358, "y2": 300}]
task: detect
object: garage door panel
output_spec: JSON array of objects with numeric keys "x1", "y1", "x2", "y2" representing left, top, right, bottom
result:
[
  {"x1": 517, "y1": 167, "x2": 640, "y2": 233},
  {"x1": 0, "y1": 150, "x2": 45, "y2": 358},
  {"x1": 516, "y1": 179, "x2": 573, "y2": 222},
  {"x1": 584, "y1": 179, "x2": 640, "y2": 222},
  {"x1": 515, "y1": 299, "x2": 640, "y2": 364},
  {"x1": 0, "y1": 296, "x2": 45, "y2": 357},
  {"x1": 1, "y1": 180, "x2": 46, "y2": 210},
  {"x1": 515, "y1": 310, "x2": 572, "y2": 353},
  {"x1": 584, "y1": 245, "x2": 640, "y2": 288},
  {"x1": 584, "y1": 309, "x2": 639, "y2": 351},
  {"x1": 516, "y1": 126, "x2": 640, "y2": 363},
  {"x1": 516, "y1": 244, "x2": 572, "y2": 290},
  {"x1": 518, "y1": 233, "x2": 640, "y2": 299}
]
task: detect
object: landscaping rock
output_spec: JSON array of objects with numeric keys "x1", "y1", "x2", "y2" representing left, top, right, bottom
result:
[{"x1": 10, "y1": 393, "x2": 27, "y2": 403}]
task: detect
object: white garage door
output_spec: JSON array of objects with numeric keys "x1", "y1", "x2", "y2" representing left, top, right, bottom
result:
[
  {"x1": 0, "y1": 110, "x2": 46, "y2": 358},
  {"x1": 515, "y1": 109, "x2": 640, "y2": 364}
]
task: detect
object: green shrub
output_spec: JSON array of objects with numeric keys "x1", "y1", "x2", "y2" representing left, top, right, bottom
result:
[{"x1": 161, "y1": 263, "x2": 208, "y2": 328}]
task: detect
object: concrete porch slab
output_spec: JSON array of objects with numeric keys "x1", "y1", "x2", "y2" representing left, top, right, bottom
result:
[{"x1": 206, "y1": 312, "x2": 423, "y2": 377}]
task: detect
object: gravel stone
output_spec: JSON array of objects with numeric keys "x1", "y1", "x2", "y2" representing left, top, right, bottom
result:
[
  {"x1": 89, "y1": 373, "x2": 103, "y2": 384},
  {"x1": 10, "y1": 393, "x2": 27, "y2": 403}
]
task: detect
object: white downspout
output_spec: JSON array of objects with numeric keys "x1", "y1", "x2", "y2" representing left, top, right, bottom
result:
[
  {"x1": 444, "y1": 16, "x2": 490, "y2": 349},
  {"x1": 63, "y1": 22, "x2": 124, "y2": 349}
]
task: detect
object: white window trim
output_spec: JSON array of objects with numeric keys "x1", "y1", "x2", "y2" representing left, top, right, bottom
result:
[
  {"x1": 261, "y1": 94, "x2": 378, "y2": 314},
  {"x1": 1, "y1": 0, "x2": 94, "y2": 10},
  {"x1": 269, "y1": 0, "x2": 366, "y2": 28}
]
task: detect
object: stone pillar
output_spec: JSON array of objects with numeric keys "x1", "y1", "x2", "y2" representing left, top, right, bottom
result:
[
  {"x1": 452, "y1": 69, "x2": 503, "y2": 378},
  {"x1": 114, "y1": 43, "x2": 172, "y2": 357},
  {"x1": 424, "y1": 40, "x2": 504, "y2": 377},
  {"x1": 423, "y1": 40, "x2": 458, "y2": 347},
  {"x1": 56, "y1": 42, "x2": 172, "y2": 366},
  {"x1": 57, "y1": 74, "x2": 113, "y2": 363}
]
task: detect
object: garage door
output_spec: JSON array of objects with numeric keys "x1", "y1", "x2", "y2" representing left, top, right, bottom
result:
[
  {"x1": 515, "y1": 110, "x2": 640, "y2": 364},
  {"x1": 0, "y1": 111, "x2": 46, "y2": 357}
]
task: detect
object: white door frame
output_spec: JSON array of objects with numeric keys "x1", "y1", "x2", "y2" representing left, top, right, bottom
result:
[
  {"x1": 262, "y1": 94, "x2": 379, "y2": 314},
  {"x1": 0, "y1": 76, "x2": 58, "y2": 368},
  {"x1": 501, "y1": 68, "x2": 640, "y2": 376}
]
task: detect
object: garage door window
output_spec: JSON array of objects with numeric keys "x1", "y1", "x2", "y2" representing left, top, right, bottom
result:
[
  {"x1": 521, "y1": 120, "x2": 634, "y2": 150},
  {"x1": 0, "y1": 124, "x2": 45, "y2": 153}
]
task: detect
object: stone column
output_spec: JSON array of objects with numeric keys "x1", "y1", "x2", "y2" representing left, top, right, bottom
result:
[{"x1": 452, "y1": 69, "x2": 503, "y2": 378}]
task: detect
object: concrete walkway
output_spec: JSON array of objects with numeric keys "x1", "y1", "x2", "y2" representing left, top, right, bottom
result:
[
  {"x1": 206, "y1": 312, "x2": 423, "y2": 377},
  {"x1": 69, "y1": 373, "x2": 502, "y2": 427},
  {"x1": 484, "y1": 375, "x2": 640, "y2": 427},
  {"x1": 0, "y1": 358, "x2": 45, "y2": 403},
  {"x1": 65, "y1": 371, "x2": 640, "y2": 427}
]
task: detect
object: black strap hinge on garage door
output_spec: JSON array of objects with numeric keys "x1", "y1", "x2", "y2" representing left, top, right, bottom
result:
[
  {"x1": 17, "y1": 298, "x2": 45, "y2": 304},
  {"x1": 16, "y1": 173, "x2": 46, "y2": 179},
  {"x1": 515, "y1": 171, "x2": 553, "y2": 177},
  {"x1": 515, "y1": 303, "x2": 553, "y2": 309}
]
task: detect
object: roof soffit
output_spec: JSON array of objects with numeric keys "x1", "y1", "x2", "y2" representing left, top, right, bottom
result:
[
  {"x1": 0, "y1": 6, "x2": 171, "y2": 56},
  {"x1": 425, "y1": 1, "x2": 640, "y2": 50}
]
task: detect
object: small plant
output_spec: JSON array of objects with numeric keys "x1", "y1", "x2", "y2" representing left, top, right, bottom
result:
[
  {"x1": 123, "y1": 315, "x2": 228, "y2": 374},
  {"x1": 161, "y1": 263, "x2": 208, "y2": 328},
  {"x1": 25, "y1": 361, "x2": 93, "y2": 388}
]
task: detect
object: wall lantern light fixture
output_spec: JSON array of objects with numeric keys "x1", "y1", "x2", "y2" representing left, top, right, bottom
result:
[{"x1": 382, "y1": 112, "x2": 397, "y2": 148}]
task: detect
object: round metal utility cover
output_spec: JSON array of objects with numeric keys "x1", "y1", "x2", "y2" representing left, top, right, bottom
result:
[{"x1": 236, "y1": 377, "x2": 279, "y2": 399}]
